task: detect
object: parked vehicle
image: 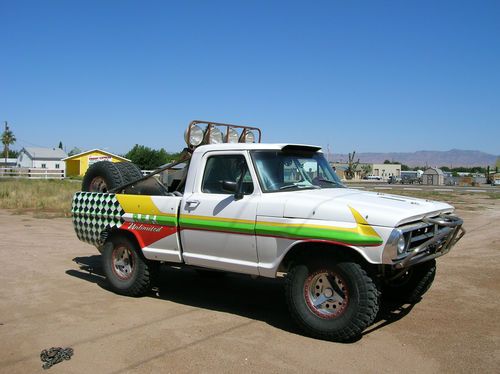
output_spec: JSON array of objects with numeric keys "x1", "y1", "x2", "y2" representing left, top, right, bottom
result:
[
  {"x1": 387, "y1": 176, "x2": 401, "y2": 184},
  {"x1": 400, "y1": 170, "x2": 422, "y2": 184},
  {"x1": 71, "y1": 120, "x2": 465, "y2": 342}
]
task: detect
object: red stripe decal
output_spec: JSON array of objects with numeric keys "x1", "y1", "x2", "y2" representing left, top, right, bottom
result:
[{"x1": 121, "y1": 222, "x2": 177, "y2": 248}]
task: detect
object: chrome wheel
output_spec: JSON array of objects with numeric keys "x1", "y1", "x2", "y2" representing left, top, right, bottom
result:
[
  {"x1": 89, "y1": 176, "x2": 108, "y2": 192},
  {"x1": 304, "y1": 269, "x2": 349, "y2": 319},
  {"x1": 112, "y1": 245, "x2": 135, "y2": 280}
]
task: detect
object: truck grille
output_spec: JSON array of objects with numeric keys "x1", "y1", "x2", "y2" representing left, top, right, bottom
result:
[
  {"x1": 400, "y1": 217, "x2": 452, "y2": 254},
  {"x1": 389, "y1": 213, "x2": 465, "y2": 268}
]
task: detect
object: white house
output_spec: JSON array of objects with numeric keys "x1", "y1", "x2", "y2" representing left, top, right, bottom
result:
[
  {"x1": 0, "y1": 158, "x2": 17, "y2": 167},
  {"x1": 371, "y1": 163, "x2": 401, "y2": 180},
  {"x1": 17, "y1": 147, "x2": 68, "y2": 171}
]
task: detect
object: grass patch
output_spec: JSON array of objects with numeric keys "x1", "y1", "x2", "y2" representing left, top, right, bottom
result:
[{"x1": 0, "y1": 179, "x2": 80, "y2": 218}]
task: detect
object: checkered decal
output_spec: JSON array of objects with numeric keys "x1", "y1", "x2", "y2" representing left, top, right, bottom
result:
[{"x1": 72, "y1": 192, "x2": 125, "y2": 246}]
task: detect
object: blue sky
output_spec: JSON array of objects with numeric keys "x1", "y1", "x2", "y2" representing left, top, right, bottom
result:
[{"x1": 1, "y1": 0, "x2": 499, "y2": 155}]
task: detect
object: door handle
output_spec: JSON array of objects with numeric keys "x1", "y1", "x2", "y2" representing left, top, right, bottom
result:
[{"x1": 186, "y1": 200, "x2": 200, "y2": 208}]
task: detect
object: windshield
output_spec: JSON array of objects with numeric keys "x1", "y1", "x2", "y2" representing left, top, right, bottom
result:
[{"x1": 251, "y1": 150, "x2": 344, "y2": 192}]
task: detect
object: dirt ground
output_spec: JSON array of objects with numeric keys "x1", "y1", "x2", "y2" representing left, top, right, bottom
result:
[{"x1": 1, "y1": 193, "x2": 499, "y2": 373}]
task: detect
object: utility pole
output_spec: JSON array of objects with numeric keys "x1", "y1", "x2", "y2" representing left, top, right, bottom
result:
[{"x1": 3, "y1": 121, "x2": 8, "y2": 166}]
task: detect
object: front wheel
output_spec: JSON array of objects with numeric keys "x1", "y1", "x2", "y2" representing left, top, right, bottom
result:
[
  {"x1": 102, "y1": 236, "x2": 151, "y2": 296},
  {"x1": 383, "y1": 259, "x2": 436, "y2": 303},
  {"x1": 285, "y1": 260, "x2": 379, "y2": 342}
]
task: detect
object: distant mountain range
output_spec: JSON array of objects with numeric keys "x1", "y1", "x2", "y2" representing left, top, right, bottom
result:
[{"x1": 330, "y1": 149, "x2": 499, "y2": 167}]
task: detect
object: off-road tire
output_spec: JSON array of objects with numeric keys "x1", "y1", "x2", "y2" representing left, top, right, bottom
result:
[
  {"x1": 82, "y1": 161, "x2": 143, "y2": 192},
  {"x1": 383, "y1": 259, "x2": 436, "y2": 303},
  {"x1": 285, "y1": 260, "x2": 379, "y2": 342},
  {"x1": 114, "y1": 162, "x2": 143, "y2": 186},
  {"x1": 82, "y1": 161, "x2": 123, "y2": 192},
  {"x1": 102, "y1": 235, "x2": 151, "y2": 296}
]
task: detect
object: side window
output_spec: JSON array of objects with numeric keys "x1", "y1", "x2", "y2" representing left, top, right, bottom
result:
[{"x1": 202, "y1": 155, "x2": 254, "y2": 194}]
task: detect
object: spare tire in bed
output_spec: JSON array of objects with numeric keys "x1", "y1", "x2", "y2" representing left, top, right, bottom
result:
[
  {"x1": 82, "y1": 161, "x2": 143, "y2": 192},
  {"x1": 114, "y1": 162, "x2": 144, "y2": 185}
]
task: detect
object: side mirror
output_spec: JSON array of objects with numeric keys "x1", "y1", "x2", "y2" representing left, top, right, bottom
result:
[
  {"x1": 222, "y1": 180, "x2": 243, "y2": 200},
  {"x1": 222, "y1": 180, "x2": 238, "y2": 193}
]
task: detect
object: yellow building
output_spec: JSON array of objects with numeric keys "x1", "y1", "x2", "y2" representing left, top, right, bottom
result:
[{"x1": 63, "y1": 149, "x2": 130, "y2": 177}]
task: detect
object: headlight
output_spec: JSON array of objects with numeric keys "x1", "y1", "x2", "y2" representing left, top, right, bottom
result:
[
  {"x1": 207, "y1": 126, "x2": 223, "y2": 144},
  {"x1": 185, "y1": 125, "x2": 204, "y2": 147},
  {"x1": 227, "y1": 127, "x2": 239, "y2": 143},
  {"x1": 241, "y1": 130, "x2": 255, "y2": 143},
  {"x1": 397, "y1": 235, "x2": 406, "y2": 254}
]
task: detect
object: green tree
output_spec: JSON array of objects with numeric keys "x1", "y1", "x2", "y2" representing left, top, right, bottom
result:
[
  {"x1": 68, "y1": 147, "x2": 82, "y2": 156},
  {"x1": 8, "y1": 149, "x2": 19, "y2": 158},
  {"x1": 2, "y1": 122, "x2": 16, "y2": 166},
  {"x1": 360, "y1": 164, "x2": 372, "y2": 178},
  {"x1": 125, "y1": 144, "x2": 182, "y2": 170}
]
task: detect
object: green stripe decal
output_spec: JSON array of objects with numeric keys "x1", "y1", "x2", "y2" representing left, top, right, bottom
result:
[
  {"x1": 255, "y1": 223, "x2": 383, "y2": 245},
  {"x1": 179, "y1": 213, "x2": 383, "y2": 246},
  {"x1": 132, "y1": 213, "x2": 177, "y2": 226},
  {"x1": 179, "y1": 216, "x2": 254, "y2": 235}
]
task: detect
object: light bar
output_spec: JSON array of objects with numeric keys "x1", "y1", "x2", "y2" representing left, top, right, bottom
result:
[
  {"x1": 227, "y1": 127, "x2": 239, "y2": 143},
  {"x1": 207, "y1": 126, "x2": 223, "y2": 144},
  {"x1": 184, "y1": 120, "x2": 262, "y2": 148},
  {"x1": 184, "y1": 124, "x2": 204, "y2": 147},
  {"x1": 241, "y1": 130, "x2": 255, "y2": 143}
]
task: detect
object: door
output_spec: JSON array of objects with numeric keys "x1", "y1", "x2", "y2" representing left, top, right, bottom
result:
[{"x1": 180, "y1": 152, "x2": 259, "y2": 275}]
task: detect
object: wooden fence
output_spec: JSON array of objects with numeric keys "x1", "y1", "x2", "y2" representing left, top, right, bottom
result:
[{"x1": 0, "y1": 168, "x2": 65, "y2": 180}]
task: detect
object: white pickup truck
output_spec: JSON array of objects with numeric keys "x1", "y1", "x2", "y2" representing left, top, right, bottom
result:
[{"x1": 71, "y1": 121, "x2": 465, "y2": 342}]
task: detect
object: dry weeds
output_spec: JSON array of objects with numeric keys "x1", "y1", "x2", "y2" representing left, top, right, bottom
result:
[{"x1": 0, "y1": 179, "x2": 80, "y2": 217}]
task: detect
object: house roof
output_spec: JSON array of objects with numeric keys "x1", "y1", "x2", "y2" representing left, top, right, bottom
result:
[
  {"x1": 423, "y1": 167, "x2": 444, "y2": 176},
  {"x1": 62, "y1": 149, "x2": 130, "y2": 162},
  {"x1": 22, "y1": 147, "x2": 67, "y2": 160}
]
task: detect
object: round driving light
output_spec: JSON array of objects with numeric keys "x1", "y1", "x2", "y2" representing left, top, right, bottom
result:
[
  {"x1": 185, "y1": 125, "x2": 204, "y2": 147},
  {"x1": 208, "y1": 126, "x2": 223, "y2": 144},
  {"x1": 397, "y1": 235, "x2": 406, "y2": 254},
  {"x1": 242, "y1": 130, "x2": 255, "y2": 143},
  {"x1": 227, "y1": 127, "x2": 239, "y2": 143}
]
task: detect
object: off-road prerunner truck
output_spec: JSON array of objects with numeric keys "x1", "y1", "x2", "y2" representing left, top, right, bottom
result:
[{"x1": 71, "y1": 120, "x2": 465, "y2": 342}]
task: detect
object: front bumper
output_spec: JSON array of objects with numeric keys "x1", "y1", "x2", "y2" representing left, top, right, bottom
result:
[{"x1": 384, "y1": 214, "x2": 465, "y2": 270}]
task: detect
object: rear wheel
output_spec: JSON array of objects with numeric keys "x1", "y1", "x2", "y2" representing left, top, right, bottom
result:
[
  {"x1": 285, "y1": 260, "x2": 379, "y2": 342},
  {"x1": 102, "y1": 235, "x2": 151, "y2": 296}
]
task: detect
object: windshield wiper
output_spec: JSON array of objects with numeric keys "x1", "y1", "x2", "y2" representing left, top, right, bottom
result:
[
  {"x1": 315, "y1": 179, "x2": 343, "y2": 187},
  {"x1": 279, "y1": 184, "x2": 320, "y2": 191}
]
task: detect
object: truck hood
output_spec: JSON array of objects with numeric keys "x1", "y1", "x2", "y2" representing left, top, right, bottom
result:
[{"x1": 258, "y1": 188, "x2": 454, "y2": 228}]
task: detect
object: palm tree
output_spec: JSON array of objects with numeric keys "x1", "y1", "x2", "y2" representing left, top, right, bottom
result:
[
  {"x1": 345, "y1": 151, "x2": 360, "y2": 180},
  {"x1": 2, "y1": 122, "x2": 16, "y2": 166}
]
